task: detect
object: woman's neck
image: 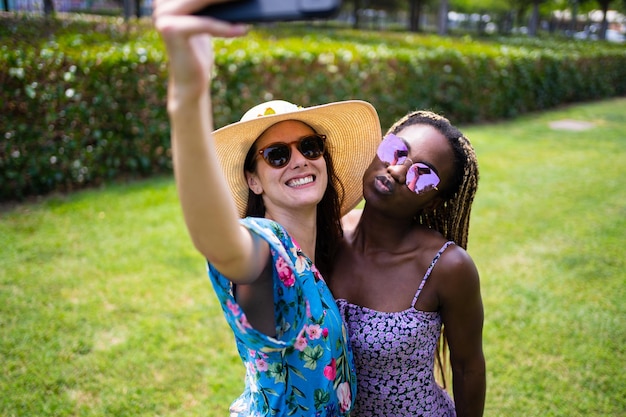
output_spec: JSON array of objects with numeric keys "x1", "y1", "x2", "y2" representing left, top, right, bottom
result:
[
  {"x1": 266, "y1": 207, "x2": 317, "y2": 261},
  {"x1": 352, "y1": 205, "x2": 420, "y2": 253}
]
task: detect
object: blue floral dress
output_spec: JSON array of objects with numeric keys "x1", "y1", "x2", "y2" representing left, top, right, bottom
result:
[{"x1": 207, "y1": 217, "x2": 356, "y2": 417}]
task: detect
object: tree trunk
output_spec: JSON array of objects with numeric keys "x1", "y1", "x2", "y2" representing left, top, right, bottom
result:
[
  {"x1": 598, "y1": 0, "x2": 610, "y2": 40},
  {"x1": 528, "y1": 0, "x2": 540, "y2": 37},
  {"x1": 123, "y1": 0, "x2": 135, "y2": 20},
  {"x1": 135, "y1": 0, "x2": 142, "y2": 17},
  {"x1": 43, "y1": 0, "x2": 55, "y2": 15},
  {"x1": 409, "y1": 0, "x2": 422, "y2": 33},
  {"x1": 438, "y1": 0, "x2": 448, "y2": 35},
  {"x1": 353, "y1": 0, "x2": 362, "y2": 29},
  {"x1": 570, "y1": 0, "x2": 578, "y2": 33}
]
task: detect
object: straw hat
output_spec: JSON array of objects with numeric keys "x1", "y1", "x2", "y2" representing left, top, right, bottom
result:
[{"x1": 212, "y1": 100, "x2": 381, "y2": 218}]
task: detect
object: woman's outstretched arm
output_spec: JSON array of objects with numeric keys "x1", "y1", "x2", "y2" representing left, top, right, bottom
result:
[{"x1": 154, "y1": 0, "x2": 266, "y2": 283}]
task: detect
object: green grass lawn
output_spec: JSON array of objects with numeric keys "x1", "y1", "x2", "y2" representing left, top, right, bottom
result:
[{"x1": 2, "y1": 98, "x2": 625, "y2": 416}]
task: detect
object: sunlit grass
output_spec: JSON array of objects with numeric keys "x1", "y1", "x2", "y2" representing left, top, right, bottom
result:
[
  {"x1": 2, "y1": 98, "x2": 625, "y2": 416},
  {"x1": 466, "y1": 98, "x2": 626, "y2": 416},
  {"x1": 1, "y1": 178, "x2": 244, "y2": 416}
]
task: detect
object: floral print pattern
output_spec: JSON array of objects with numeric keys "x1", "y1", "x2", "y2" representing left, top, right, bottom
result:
[{"x1": 207, "y1": 218, "x2": 356, "y2": 417}]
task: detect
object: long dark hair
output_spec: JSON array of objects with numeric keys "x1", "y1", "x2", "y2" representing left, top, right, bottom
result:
[{"x1": 242, "y1": 126, "x2": 344, "y2": 278}]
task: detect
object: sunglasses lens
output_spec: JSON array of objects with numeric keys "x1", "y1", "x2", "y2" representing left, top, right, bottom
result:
[
  {"x1": 406, "y1": 163, "x2": 440, "y2": 194},
  {"x1": 299, "y1": 135, "x2": 325, "y2": 159},
  {"x1": 263, "y1": 144, "x2": 290, "y2": 168},
  {"x1": 259, "y1": 134, "x2": 326, "y2": 168},
  {"x1": 378, "y1": 134, "x2": 409, "y2": 165}
]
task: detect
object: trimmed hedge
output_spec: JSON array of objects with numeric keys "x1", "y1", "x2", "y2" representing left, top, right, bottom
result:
[
  {"x1": 1, "y1": 16, "x2": 170, "y2": 200},
  {"x1": 2, "y1": 14, "x2": 626, "y2": 202}
]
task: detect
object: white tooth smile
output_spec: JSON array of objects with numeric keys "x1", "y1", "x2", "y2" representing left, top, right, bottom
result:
[{"x1": 287, "y1": 176, "x2": 314, "y2": 187}]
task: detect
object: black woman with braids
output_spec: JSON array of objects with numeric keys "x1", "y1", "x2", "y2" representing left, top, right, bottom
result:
[{"x1": 330, "y1": 110, "x2": 486, "y2": 417}]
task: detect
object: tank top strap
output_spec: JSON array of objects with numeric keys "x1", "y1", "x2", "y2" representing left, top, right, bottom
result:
[{"x1": 411, "y1": 241, "x2": 456, "y2": 308}]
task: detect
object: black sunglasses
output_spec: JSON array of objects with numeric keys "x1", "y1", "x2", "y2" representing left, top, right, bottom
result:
[{"x1": 257, "y1": 134, "x2": 327, "y2": 168}]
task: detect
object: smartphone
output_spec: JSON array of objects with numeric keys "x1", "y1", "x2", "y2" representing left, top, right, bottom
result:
[{"x1": 193, "y1": 0, "x2": 342, "y2": 23}]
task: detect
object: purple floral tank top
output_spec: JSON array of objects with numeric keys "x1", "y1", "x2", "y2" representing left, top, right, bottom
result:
[{"x1": 336, "y1": 241, "x2": 456, "y2": 417}]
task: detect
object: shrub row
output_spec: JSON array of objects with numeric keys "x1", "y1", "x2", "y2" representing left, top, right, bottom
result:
[{"x1": 2, "y1": 15, "x2": 626, "y2": 202}]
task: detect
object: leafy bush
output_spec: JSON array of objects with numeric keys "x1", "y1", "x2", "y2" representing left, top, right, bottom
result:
[
  {"x1": 1, "y1": 16, "x2": 169, "y2": 200},
  {"x1": 1, "y1": 15, "x2": 625, "y2": 202}
]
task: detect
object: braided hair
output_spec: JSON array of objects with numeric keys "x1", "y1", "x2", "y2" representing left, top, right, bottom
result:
[
  {"x1": 387, "y1": 110, "x2": 479, "y2": 390},
  {"x1": 387, "y1": 110, "x2": 479, "y2": 250}
]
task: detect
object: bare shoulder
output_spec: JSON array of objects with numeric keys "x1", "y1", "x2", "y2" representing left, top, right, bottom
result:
[
  {"x1": 440, "y1": 244, "x2": 477, "y2": 270},
  {"x1": 436, "y1": 244, "x2": 481, "y2": 298}
]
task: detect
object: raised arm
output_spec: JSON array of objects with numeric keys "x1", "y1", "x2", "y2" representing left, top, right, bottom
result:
[
  {"x1": 438, "y1": 247, "x2": 486, "y2": 417},
  {"x1": 153, "y1": 0, "x2": 265, "y2": 283}
]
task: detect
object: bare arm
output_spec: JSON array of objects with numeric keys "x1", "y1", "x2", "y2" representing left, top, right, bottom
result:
[
  {"x1": 154, "y1": 0, "x2": 266, "y2": 283},
  {"x1": 438, "y1": 247, "x2": 486, "y2": 417}
]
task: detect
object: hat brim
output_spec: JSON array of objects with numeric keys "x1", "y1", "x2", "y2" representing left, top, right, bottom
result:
[{"x1": 212, "y1": 100, "x2": 381, "y2": 218}]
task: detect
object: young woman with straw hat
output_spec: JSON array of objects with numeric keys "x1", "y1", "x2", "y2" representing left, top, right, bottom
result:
[{"x1": 153, "y1": 1, "x2": 381, "y2": 416}]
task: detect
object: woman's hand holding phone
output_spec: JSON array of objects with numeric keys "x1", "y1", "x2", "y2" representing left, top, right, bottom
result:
[
  {"x1": 153, "y1": 0, "x2": 248, "y2": 106},
  {"x1": 191, "y1": 0, "x2": 342, "y2": 23}
]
